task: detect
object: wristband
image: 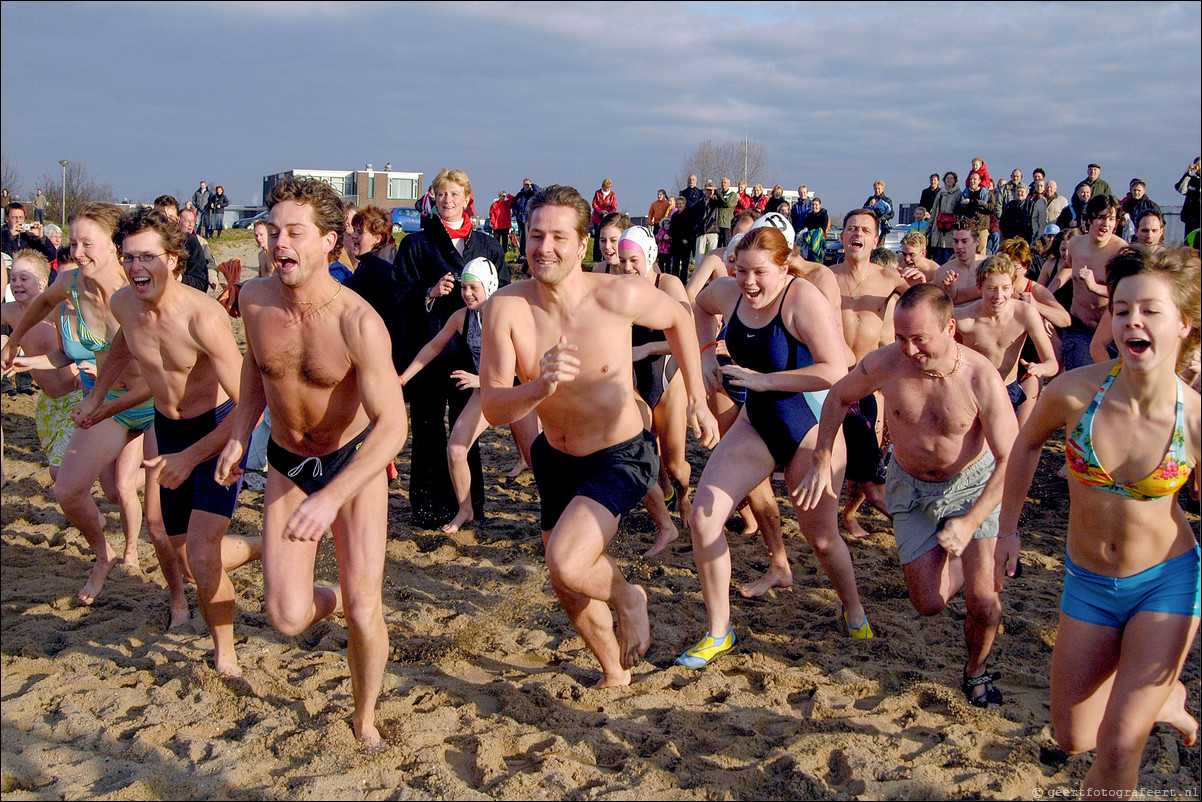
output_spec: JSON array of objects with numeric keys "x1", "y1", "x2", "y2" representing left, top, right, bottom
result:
[
  {"x1": 998, "y1": 530, "x2": 1019, "y2": 539},
  {"x1": 399, "y1": 376, "x2": 407, "y2": 387},
  {"x1": 700, "y1": 341, "x2": 718, "y2": 354}
]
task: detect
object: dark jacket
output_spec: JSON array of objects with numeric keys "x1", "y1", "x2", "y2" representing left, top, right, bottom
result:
[
  {"x1": 1, "y1": 228, "x2": 56, "y2": 261},
  {"x1": 511, "y1": 185, "x2": 540, "y2": 223},
  {"x1": 999, "y1": 198, "x2": 1038, "y2": 243},
  {"x1": 393, "y1": 216, "x2": 506, "y2": 366},
  {"x1": 207, "y1": 193, "x2": 229, "y2": 227},
  {"x1": 919, "y1": 185, "x2": 939, "y2": 213},
  {"x1": 181, "y1": 233, "x2": 209, "y2": 293},
  {"x1": 343, "y1": 251, "x2": 406, "y2": 371}
]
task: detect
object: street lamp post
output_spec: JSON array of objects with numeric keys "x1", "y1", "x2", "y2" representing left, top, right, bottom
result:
[{"x1": 58, "y1": 160, "x2": 69, "y2": 226}]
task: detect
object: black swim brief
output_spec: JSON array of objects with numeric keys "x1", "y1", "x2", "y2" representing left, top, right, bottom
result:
[
  {"x1": 531, "y1": 430, "x2": 658, "y2": 531},
  {"x1": 155, "y1": 399, "x2": 245, "y2": 536},
  {"x1": 268, "y1": 427, "x2": 370, "y2": 496},
  {"x1": 1006, "y1": 378, "x2": 1028, "y2": 411},
  {"x1": 842, "y1": 394, "x2": 887, "y2": 485}
]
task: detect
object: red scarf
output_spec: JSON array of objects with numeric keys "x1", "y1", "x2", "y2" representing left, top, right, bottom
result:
[{"x1": 442, "y1": 216, "x2": 472, "y2": 239}]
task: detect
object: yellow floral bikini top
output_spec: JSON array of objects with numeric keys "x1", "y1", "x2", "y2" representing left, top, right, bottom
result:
[{"x1": 1065, "y1": 362, "x2": 1191, "y2": 501}]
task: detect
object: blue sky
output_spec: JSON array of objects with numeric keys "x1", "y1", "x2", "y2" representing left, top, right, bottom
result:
[{"x1": 2, "y1": 1, "x2": 1199, "y2": 220}]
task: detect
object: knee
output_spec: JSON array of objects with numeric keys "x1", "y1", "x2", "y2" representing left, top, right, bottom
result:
[
  {"x1": 910, "y1": 590, "x2": 947, "y2": 617},
  {"x1": 802, "y1": 527, "x2": 844, "y2": 558},
  {"x1": 54, "y1": 476, "x2": 91, "y2": 507},
  {"x1": 446, "y1": 442, "x2": 470, "y2": 465},
  {"x1": 543, "y1": 543, "x2": 584, "y2": 586},
  {"x1": 266, "y1": 602, "x2": 309, "y2": 638},
  {"x1": 342, "y1": 593, "x2": 383, "y2": 631},
  {"x1": 1053, "y1": 727, "x2": 1095, "y2": 756},
  {"x1": 965, "y1": 588, "x2": 1001, "y2": 621}
]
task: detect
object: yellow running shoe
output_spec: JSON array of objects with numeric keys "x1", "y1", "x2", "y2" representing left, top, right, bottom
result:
[
  {"x1": 676, "y1": 628, "x2": 737, "y2": 668},
  {"x1": 842, "y1": 606, "x2": 874, "y2": 639}
]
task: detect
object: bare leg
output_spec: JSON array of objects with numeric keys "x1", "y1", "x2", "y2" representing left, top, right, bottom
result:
[
  {"x1": 785, "y1": 431, "x2": 866, "y2": 628},
  {"x1": 841, "y1": 482, "x2": 872, "y2": 539},
  {"x1": 960, "y1": 536, "x2": 1003, "y2": 681},
  {"x1": 331, "y1": 473, "x2": 389, "y2": 747},
  {"x1": 688, "y1": 417, "x2": 776, "y2": 637},
  {"x1": 184, "y1": 511, "x2": 245, "y2": 675},
  {"x1": 142, "y1": 428, "x2": 189, "y2": 626},
  {"x1": 641, "y1": 482, "x2": 678, "y2": 558},
  {"x1": 442, "y1": 393, "x2": 489, "y2": 534},
  {"x1": 508, "y1": 410, "x2": 539, "y2": 476},
  {"x1": 261, "y1": 470, "x2": 340, "y2": 636},
  {"x1": 113, "y1": 432, "x2": 146, "y2": 567},
  {"x1": 54, "y1": 420, "x2": 139, "y2": 604},
  {"x1": 654, "y1": 371, "x2": 692, "y2": 523},
  {"x1": 738, "y1": 479, "x2": 789, "y2": 597},
  {"x1": 1052, "y1": 610, "x2": 1200, "y2": 795},
  {"x1": 543, "y1": 497, "x2": 648, "y2": 686}
]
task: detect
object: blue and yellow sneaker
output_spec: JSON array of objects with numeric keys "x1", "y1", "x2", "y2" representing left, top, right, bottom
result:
[
  {"x1": 676, "y1": 628, "x2": 737, "y2": 669},
  {"x1": 842, "y1": 606, "x2": 874, "y2": 639}
]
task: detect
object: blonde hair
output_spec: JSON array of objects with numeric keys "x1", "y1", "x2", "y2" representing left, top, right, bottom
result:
[
  {"x1": 976, "y1": 254, "x2": 1019, "y2": 287},
  {"x1": 432, "y1": 168, "x2": 472, "y2": 200}
]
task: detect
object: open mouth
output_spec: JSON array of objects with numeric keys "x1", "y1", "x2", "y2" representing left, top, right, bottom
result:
[
  {"x1": 1125, "y1": 338, "x2": 1151, "y2": 355},
  {"x1": 132, "y1": 276, "x2": 152, "y2": 289}
]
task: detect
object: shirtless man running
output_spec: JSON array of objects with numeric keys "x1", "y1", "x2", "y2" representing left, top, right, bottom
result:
[
  {"x1": 215, "y1": 177, "x2": 408, "y2": 746},
  {"x1": 76, "y1": 207, "x2": 261, "y2": 674},
  {"x1": 831, "y1": 208, "x2": 925, "y2": 537},
  {"x1": 934, "y1": 219, "x2": 987, "y2": 305},
  {"x1": 1061, "y1": 195, "x2": 1126, "y2": 370},
  {"x1": 798, "y1": 283, "x2": 1019, "y2": 706},
  {"x1": 954, "y1": 254, "x2": 1059, "y2": 415},
  {"x1": 480, "y1": 185, "x2": 718, "y2": 687}
]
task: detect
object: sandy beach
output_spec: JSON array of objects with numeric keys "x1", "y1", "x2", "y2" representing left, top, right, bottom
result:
[{"x1": 2, "y1": 236, "x2": 1198, "y2": 800}]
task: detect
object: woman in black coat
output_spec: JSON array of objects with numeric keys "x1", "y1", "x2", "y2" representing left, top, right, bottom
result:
[{"x1": 394, "y1": 168, "x2": 506, "y2": 529}]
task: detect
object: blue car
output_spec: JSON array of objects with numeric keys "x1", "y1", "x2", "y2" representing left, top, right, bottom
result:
[{"x1": 391, "y1": 206, "x2": 422, "y2": 233}]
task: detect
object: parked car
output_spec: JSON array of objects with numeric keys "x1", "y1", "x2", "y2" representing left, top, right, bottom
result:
[
  {"x1": 232, "y1": 210, "x2": 269, "y2": 229},
  {"x1": 391, "y1": 206, "x2": 422, "y2": 233},
  {"x1": 823, "y1": 227, "x2": 844, "y2": 266}
]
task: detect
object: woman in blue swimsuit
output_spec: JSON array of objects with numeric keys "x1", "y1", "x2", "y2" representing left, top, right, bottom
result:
[
  {"x1": 680, "y1": 226, "x2": 871, "y2": 668},
  {"x1": 1000, "y1": 246, "x2": 1200, "y2": 795},
  {"x1": 1, "y1": 203, "x2": 159, "y2": 607}
]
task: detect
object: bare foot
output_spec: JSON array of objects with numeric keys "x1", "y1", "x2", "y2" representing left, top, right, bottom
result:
[
  {"x1": 440, "y1": 510, "x2": 475, "y2": 534},
  {"x1": 215, "y1": 659, "x2": 242, "y2": 678},
  {"x1": 120, "y1": 550, "x2": 140, "y2": 571},
  {"x1": 643, "y1": 524, "x2": 678, "y2": 558},
  {"x1": 673, "y1": 479, "x2": 692, "y2": 522},
  {"x1": 593, "y1": 670, "x2": 633, "y2": 689},
  {"x1": 841, "y1": 511, "x2": 871, "y2": 539},
  {"x1": 1158, "y1": 680, "x2": 1199, "y2": 746},
  {"x1": 355, "y1": 722, "x2": 386, "y2": 751},
  {"x1": 77, "y1": 556, "x2": 120, "y2": 605},
  {"x1": 506, "y1": 458, "x2": 528, "y2": 478},
  {"x1": 168, "y1": 606, "x2": 191, "y2": 630},
  {"x1": 739, "y1": 564, "x2": 793, "y2": 598},
  {"x1": 614, "y1": 584, "x2": 650, "y2": 670}
]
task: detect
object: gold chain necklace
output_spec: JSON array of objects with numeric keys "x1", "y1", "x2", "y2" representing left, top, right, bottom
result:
[
  {"x1": 921, "y1": 343, "x2": 962, "y2": 379},
  {"x1": 281, "y1": 281, "x2": 343, "y2": 320}
]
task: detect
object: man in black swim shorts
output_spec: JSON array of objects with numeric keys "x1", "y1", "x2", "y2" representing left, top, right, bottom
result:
[{"x1": 480, "y1": 185, "x2": 718, "y2": 688}]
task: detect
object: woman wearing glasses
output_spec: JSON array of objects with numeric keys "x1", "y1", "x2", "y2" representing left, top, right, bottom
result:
[{"x1": 1, "y1": 203, "x2": 167, "y2": 613}]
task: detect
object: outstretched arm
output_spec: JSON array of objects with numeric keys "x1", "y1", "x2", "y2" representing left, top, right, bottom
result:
[
  {"x1": 1, "y1": 271, "x2": 70, "y2": 369},
  {"x1": 399, "y1": 308, "x2": 464, "y2": 385}
]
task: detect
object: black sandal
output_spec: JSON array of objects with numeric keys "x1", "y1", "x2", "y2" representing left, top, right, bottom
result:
[{"x1": 962, "y1": 666, "x2": 1003, "y2": 708}]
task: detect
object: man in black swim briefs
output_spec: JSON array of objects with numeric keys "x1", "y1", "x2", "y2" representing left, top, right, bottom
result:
[
  {"x1": 479, "y1": 185, "x2": 719, "y2": 688},
  {"x1": 215, "y1": 177, "x2": 407, "y2": 748}
]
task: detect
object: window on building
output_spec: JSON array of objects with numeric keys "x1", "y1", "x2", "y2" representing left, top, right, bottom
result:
[{"x1": 389, "y1": 177, "x2": 417, "y2": 200}]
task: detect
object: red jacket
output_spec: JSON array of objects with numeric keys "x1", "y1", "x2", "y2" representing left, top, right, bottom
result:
[
  {"x1": 489, "y1": 197, "x2": 512, "y2": 231},
  {"x1": 591, "y1": 189, "x2": 617, "y2": 226},
  {"x1": 734, "y1": 191, "x2": 752, "y2": 214}
]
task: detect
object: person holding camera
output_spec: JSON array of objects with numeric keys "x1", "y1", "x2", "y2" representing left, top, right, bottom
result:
[{"x1": 2, "y1": 202, "x2": 57, "y2": 262}]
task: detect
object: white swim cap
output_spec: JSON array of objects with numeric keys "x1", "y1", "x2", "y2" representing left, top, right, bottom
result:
[
  {"x1": 750, "y1": 212, "x2": 795, "y2": 246},
  {"x1": 618, "y1": 225, "x2": 658, "y2": 274},
  {"x1": 460, "y1": 257, "x2": 498, "y2": 297}
]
